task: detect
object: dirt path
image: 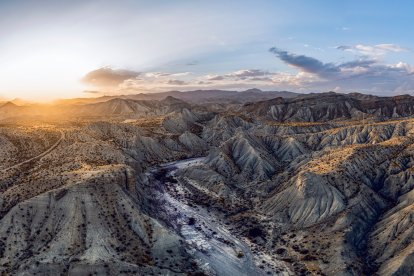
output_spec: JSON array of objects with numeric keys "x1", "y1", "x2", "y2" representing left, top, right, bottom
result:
[{"x1": 1, "y1": 130, "x2": 65, "y2": 172}]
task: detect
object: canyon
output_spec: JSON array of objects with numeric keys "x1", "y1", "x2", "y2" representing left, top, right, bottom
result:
[{"x1": 1, "y1": 91, "x2": 414, "y2": 275}]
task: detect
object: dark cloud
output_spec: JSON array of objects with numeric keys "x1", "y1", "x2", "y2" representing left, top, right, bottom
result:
[
  {"x1": 269, "y1": 47, "x2": 340, "y2": 78},
  {"x1": 339, "y1": 59, "x2": 377, "y2": 68},
  {"x1": 167, "y1": 79, "x2": 188, "y2": 85},
  {"x1": 82, "y1": 67, "x2": 140, "y2": 87},
  {"x1": 198, "y1": 81, "x2": 213, "y2": 85},
  {"x1": 207, "y1": 75, "x2": 225, "y2": 81},
  {"x1": 336, "y1": 45, "x2": 351, "y2": 51},
  {"x1": 250, "y1": 77, "x2": 273, "y2": 82},
  {"x1": 207, "y1": 69, "x2": 271, "y2": 81}
]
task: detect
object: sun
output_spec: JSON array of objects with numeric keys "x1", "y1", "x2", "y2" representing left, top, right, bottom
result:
[{"x1": 0, "y1": 32, "x2": 99, "y2": 101}]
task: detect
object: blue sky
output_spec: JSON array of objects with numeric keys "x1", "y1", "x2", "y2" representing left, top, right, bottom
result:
[{"x1": 0, "y1": 0, "x2": 413, "y2": 100}]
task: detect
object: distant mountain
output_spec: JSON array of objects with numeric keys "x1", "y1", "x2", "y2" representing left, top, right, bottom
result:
[
  {"x1": 0, "y1": 101, "x2": 23, "y2": 113},
  {"x1": 240, "y1": 92, "x2": 414, "y2": 122},
  {"x1": 5, "y1": 91, "x2": 414, "y2": 122},
  {"x1": 59, "y1": 96, "x2": 192, "y2": 118},
  {"x1": 9, "y1": 98, "x2": 34, "y2": 106},
  {"x1": 1, "y1": 101, "x2": 19, "y2": 108},
  {"x1": 55, "y1": 89, "x2": 302, "y2": 105}
]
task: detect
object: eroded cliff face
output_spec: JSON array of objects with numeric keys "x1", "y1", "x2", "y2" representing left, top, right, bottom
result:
[
  {"x1": 240, "y1": 92, "x2": 414, "y2": 122},
  {"x1": 3, "y1": 94, "x2": 414, "y2": 275},
  {"x1": 0, "y1": 122, "x2": 207, "y2": 275},
  {"x1": 180, "y1": 115, "x2": 414, "y2": 275}
]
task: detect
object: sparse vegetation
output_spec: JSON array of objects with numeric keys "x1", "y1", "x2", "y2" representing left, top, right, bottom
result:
[{"x1": 3, "y1": 93, "x2": 414, "y2": 275}]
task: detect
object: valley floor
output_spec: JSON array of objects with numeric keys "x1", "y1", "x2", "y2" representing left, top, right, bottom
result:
[{"x1": 146, "y1": 157, "x2": 291, "y2": 275}]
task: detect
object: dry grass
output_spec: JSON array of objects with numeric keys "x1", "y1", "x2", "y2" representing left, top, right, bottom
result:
[
  {"x1": 307, "y1": 146, "x2": 359, "y2": 174},
  {"x1": 266, "y1": 121, "x2": 326, "y2": 127},
  {"x1": 123, "y1": 116, "x2": 165, "y2": 128}
]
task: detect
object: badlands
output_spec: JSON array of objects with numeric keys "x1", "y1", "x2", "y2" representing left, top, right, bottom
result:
[{"x1": 1, "y1": 90, "x2": 414, "y2": 275}]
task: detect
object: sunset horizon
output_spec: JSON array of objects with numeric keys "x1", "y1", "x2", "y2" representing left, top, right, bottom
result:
[{"x1": 1, "y1": 0, "x2": 413, "y2": 101}]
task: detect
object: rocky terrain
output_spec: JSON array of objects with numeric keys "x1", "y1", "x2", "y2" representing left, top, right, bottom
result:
[{"x1": 2, "y1": 91, "x2": 414, "y2": 275}]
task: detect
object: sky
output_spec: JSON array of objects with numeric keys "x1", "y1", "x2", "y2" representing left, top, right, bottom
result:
[{"x1": 0, "y1": 0, "x2": 413, "y2": 101}]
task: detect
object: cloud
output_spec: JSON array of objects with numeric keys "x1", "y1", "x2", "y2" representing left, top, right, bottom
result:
[
  {"x1": 186, "y1": 61, "x2": 198, "y2": 66},
  {"x1": 82, "y1": 67, "x2": 140, "y2": 87},
  {"x1": 336, "y1": 44, "x2": 409, "y2": 57},
  {"x1": 339, "y1": 59, "x2": 377, "y2": 68},
  {"x1": 83, "y1": 90, "x2": 101, "y2": 94},
  {"x1": 83, "y1": 48, "x2": 414, "y2": 97},
  {"x1": 226, "y1": 69, "x2": 270, "y2": 78},
  {"x1": 206, "y1": 69, "x2": 271, "y2": 81},
  {"x1": 166, "y1": 79, "x2": 188, "y2": 85},
  {"x1": 145, "y1": 72, "x2": 190, "y2": 78},
  {"x1": 392, "y1": 62, "x2": 414, "y2": 74},
  {"x1": 250, "y1": 77, "x2": 273, "y2": 82},
  {"x1": 113, "y1": 68, "x2": 287, "y2": 93},
  {"x1": 207, "y1": 75, "x2": 225, "y2": 81},
  {"x1": 269, "y1": 46, "x2": 414, "y2": 95},
  {"x1": 321, "y1": 62, "x2": 414, "y2": 95},
  {"x1": 269, "y1": 47, "x2": 340, "y2": 78},
  {"x1": 336, "y1": 45, "x2": 352, "y2": 51},
  {"x1": 377, "y1": 44, "x2": 409, "y2": 52},
  {"x1": 197, "y1": 81, "x2": 213, "y2": 85}
]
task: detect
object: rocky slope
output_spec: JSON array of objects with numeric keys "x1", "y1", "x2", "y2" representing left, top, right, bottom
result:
[
  {"x1": 240, "y1": 92, "x2": 414, "y2": 122},
  {"x1": 175, "y1": 114, "x2": 414, "y2": 275},
  {"x1": 3, "y1": 92, "x2": 414, "y2": 275}
]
